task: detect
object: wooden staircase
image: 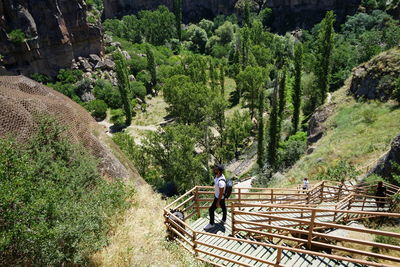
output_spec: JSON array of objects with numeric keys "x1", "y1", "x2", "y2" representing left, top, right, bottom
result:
[{"x1": 164, "y1": 181, "x2": 400, "y2": 266}]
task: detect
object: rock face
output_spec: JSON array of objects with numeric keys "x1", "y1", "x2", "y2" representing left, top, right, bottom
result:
[
  {"x1": 370, "y1": 134, "x2": 400, "y2": 179},
  {"x1": 0, "y1": 0, "x2": 103, "y2": 76},
  {"x1": 349, "y1": 48, "x2": 400, "y2": 101},
  {"x1": 103, "y1": 0, "x2": 237, "y2": 23},
  {"x1": 103, "y1": 0, "x2": 360, "y2": 32},
  {"x1": 0, "y1": 75, "x2": 137, "y2": 181},
  {"x1": 307, "y1": 103, "x2": 336, "y2": 145},
  {"x1": 267, "y1": 0, "x2": 361, "y2": 33}
]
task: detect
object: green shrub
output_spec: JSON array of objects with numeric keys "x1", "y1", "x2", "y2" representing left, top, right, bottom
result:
[
  {"x1": 110, "y1": 109, "x2": 126, "y2": 126},
  {"x1": 315, "y1": 160, "x2": 360, "y2": 181},
  {"x1": 57, "y1": 69, "x2": 83, "y2": 84},
  {"x1": 8, "y1": 29, "x2": 25, "y2": 43},
  {"x1": 0, "y1": 116, "x2": 131, "y2": 265},
  {"x1": 30, "y1": 73, "x2": 51, "y2": 83},
  {"x1": 130, "y1": 81, "x2": 147, "y2": 99},
  {"x1": 278, "y1": 132, "x2": 307, "y2": 169},
  {"x1": 85, "y1": 99, "x2": 108, "y2": 120},
  {"x1": 393, "y1": 78, "x2": 400, "y2": 103},
  {"x1": 93, "y1": 79, "x2": 122, "y2": 109}
]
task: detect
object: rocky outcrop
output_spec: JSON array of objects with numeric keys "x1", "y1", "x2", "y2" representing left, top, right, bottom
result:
[
  {"x1": 307, "y1": 103, "x2": 336, "y2": 145},
  {"x1": 267, "y1": 0, "x2": 361, "y2": 33},
  {"x1": 0, "y1": 0, "x2": 103, "y2": 76},
  {"x1": 349, "y1": 48, "x2": 400, "y2": 100},
  {"x1": 0, "y1": 75, "x2": 143, "y2": 182},
  {"x1": 370, "y1": 134, "x2": 400, "y2": 179},
  {"x1": 103, "y1": 0, "x2": 237, "y2": 23},
  {"x1": 103, "y1": 0, "x2": 360, "y2": 32}
]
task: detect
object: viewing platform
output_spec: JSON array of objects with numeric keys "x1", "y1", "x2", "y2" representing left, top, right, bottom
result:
[{"x1": 164, "y1": 181, "x2": 400, "y2": 266}]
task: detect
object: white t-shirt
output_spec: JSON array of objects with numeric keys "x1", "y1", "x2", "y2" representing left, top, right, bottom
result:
[
  {"x1": 214, "y1": 175, "x2": 226, "y2": 199},
  {"x1": 303, "y1": 179, "x2": 309, "y2": 189}
]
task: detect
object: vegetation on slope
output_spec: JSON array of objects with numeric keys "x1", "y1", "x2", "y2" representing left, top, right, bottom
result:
[{"x1": 0, "y1": 117, "x2": 132, "y2": 265}]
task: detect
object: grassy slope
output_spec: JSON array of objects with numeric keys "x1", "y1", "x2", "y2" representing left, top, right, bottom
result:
[
  {"x1": 91, "y1": 184, "x2": 204, "y2": 267},
  {"x1": 278, "y1": 81, "x2": 400, "y2": 187}
]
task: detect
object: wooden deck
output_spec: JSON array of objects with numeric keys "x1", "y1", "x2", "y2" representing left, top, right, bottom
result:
[
  {"x1": 191, "y1": 213, "x2": 364, "y2": 267},
  {"x1": 164, "y1": 181, "x2": 400, "y2": 267}
]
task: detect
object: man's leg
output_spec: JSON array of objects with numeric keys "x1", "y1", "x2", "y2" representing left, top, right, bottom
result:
[
  {"x1": 209, "y1": 198, "x2": 217, "y2": 225},
  {"x1": 221, "y1": 198, "x2": 227, "y2": 222}
]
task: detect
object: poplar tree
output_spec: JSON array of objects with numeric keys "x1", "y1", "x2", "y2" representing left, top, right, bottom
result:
[
  {"x1": 292, "y1": 42, "x2": 303, "y2": 134},
  {"x1": 146, "y1": 44, "x2": 157, "y2": 93},
  {"x1": 267, "y1": 77, "x2": 279, "y2": 167},
  {"x1": 257, "y1": 87, "x2": 265, "y2": 168},
  {"x1": 219, "y1": 63, "x2": 225, "y2": 95},
  {"x1": 244, "y1": 0, "x2": 251, "y2": 27},
  {"x1": 114, "y1": 52, "x2": 132, "y2": 126},
  {"x1": 173, "y1": 0, "x2": 182, "y2": 41},
  {"x1": 316, "y1": 11, "x2": 335, "y2": 106}
]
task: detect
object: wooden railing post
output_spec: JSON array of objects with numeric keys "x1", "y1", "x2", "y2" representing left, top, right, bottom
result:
[
  {"x1": 361, "y1": 195, "x2": 367, "y2": 211},
  {"x1": 320, "y1": 182, "x2": 325, "y2": 203},
  {"x1": 195, "y1": 187, "x2": 200, "y2": 217},
  {"x1": 307, "y1": 209, "x2": 316, "y2": 249},
  {"x1": 306, "y1": 190, "x2": 310, "y2": 204},
  {"x1": 238, "y1": 188, "x2": 241, "y2": 210},
  {"x1": 275, "y1": 247, "x2": 282, "y2": 266},
  {"x1": 271, "y1": 189, "x2": 274, "y2": 204},
  {"x1": 268, "y1": 207, "x2": 273, "y2": 241},
  {"x1": 192, "y1": 231, "x2": 198, "y2": 256},
  {"x1": 231, "y1": 202, "x2": 236, "y2": 236}
]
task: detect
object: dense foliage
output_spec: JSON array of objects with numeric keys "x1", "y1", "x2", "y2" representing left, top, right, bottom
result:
[{"x1": 0, "y1": 117, "x2": 130, "y2": 265}]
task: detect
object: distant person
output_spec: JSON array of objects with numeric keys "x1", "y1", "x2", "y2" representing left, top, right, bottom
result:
[
  {"x1": 204, "y1": 164, "x2": 227, "y2": 230},
  {"x1": 375, "y1": 181, "x2": 386, "y2": 211},
  {"x1": 303, "y1": 177, "x2": 309, "y2": 191}
]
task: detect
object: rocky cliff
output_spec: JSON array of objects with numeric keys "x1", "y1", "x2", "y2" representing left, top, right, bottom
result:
[
  {"x1": 103, "y1": 0, "x2": 360, "y2": 32},
  {"x1": 103, "y1": 0, "x2": 237, "y2": 23},
  {"x1": 0, "y1": 0, "x2": 103, "y2": 76},
  {"x1": 268, "y1": 0, "x2": 361, "y2": 33},
  {"x1": 349, "y1": 48, "x2": 400, "y2": 101}
]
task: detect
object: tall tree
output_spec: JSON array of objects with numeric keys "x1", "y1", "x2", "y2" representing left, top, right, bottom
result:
[
  {"x1": 244, "y1": 0, "x2": 252, "y2": 27},
  {"x1": 146, "y1": 44, "x2": 157, "y2": 94},
  {"x1": 257, "y1": 88, "x2": 265, "y2": 168},
  {"x1": 114, "y1": 52, "x2": 132, "y2": 125},
  {"x1": 219, "y1": 63, "x2": 225, "y2": 96},
  {"x1": 292, "y1": 42, "x2": 303, "y2": 134},
  {"x1": 172, "y1": 0, "x2": 182, "y2": 41},
  {"x1": 316, "y1": 11, "x2": 336, "y2": 106},
  {"x1": 236, "y1": 66, "x2": 265, "y2": 119},
  {"x1": 277, "y1": 69, "x2": 286, "y2": 150},
  {"x1": 241, "y1": 26, "x2": 250, "y2": 69},
  {"x1": 267, "y1": 76, "x2": 279, "y2": 167}
]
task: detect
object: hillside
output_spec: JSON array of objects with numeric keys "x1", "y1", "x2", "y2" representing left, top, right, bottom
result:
[{"x1": 280, "y1": 48, "x2": 400, "y2": 187}]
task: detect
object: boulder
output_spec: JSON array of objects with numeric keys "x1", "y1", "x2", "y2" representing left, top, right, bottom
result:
[
  {"x1": 307, "y1": 103, "x2": 336, "y2": 145},
  {"x1": 369, "y1": 134, "x2": 400, "y2": 179},
  {"x1": 89, "y1": 54, "x2": 102, "y2": 64},
  {"x1": 349, "y1": 48, "x2": 400, "y2": 101},
  {"x1": 121, "y1": 50, "x2": 131, "y2": 60},
  {"x1": 103, "y1": 58, "x2": 115, "y2": 69}
]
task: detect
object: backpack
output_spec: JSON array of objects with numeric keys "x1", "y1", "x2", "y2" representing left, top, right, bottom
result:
[{"x1": 220, "y1": 178, "x2": 233, "y2": 198}]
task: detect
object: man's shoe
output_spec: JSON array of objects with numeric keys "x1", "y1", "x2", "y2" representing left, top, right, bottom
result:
[
  {"x1": 220, "y1": 219, "x2": 226, "y2": 224},
  {"x1": 204, "y1": 223, "x2": 215, "y2": 230}
]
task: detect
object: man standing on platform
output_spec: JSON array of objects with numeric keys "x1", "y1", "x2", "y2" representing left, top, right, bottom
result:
[{"x1": 204, "y1": 164, "x2": 227, "y2": 230}]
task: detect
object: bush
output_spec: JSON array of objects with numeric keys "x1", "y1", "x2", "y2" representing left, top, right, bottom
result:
[
  {"x1": 8, "y1": 29, "x2": 25, "y2": 43},
  {"x1": 110, "y1": 109, "x2": 126, "y2": 126},
  {"x1": 30, "y1": 73, "x2": 51, "y2": 83},
  {"x1": 393, "y1": 78, "x2": 400, "y2": 103},
  {"x1": 315, "y1": 160, "x2": 360, "y2": 181},
  {"x1": 85, "y1": 99, "x2": 108, "y2": 120},
  {"x1": 130, "y1": 81, "x2": 147, "y2": 99},
  {"x1": 93, "y1": 79, "x2": 122, "y2": 109},
  {"x1": 0, "y1": 116, "x2": 130, "y2": 265},
  {"x1": 278, "y1": 132, "x2": 307, "y2": 169}
]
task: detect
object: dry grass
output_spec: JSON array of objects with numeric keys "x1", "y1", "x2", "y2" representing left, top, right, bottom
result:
[
  {"x1": 90, "y1": 183, "x2": 204, "y2": 267},
  {"x1": 279, "y1": 83, "x2": 400, "y2": 187}
]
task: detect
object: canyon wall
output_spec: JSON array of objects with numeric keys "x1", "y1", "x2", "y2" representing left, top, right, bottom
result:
[{"x1": 0, "y1": 0, "x2": 103, "y2": 76}]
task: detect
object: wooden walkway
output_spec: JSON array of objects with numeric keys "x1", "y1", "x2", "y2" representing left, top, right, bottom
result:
[
  {"x1": 191, "y1": 213, "x2": 364, "y2": 267},
  {"x1": 164, "y1": 181, "x2": 400, "y2": 267}
]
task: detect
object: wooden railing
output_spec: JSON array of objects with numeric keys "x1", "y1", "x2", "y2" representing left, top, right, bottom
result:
[
  {"x1": 164, "y1": 181, "x2": 400, "y2": 266},
  {"x1": 231, "y1": 203, "x2": 400, "y2": 265}
]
